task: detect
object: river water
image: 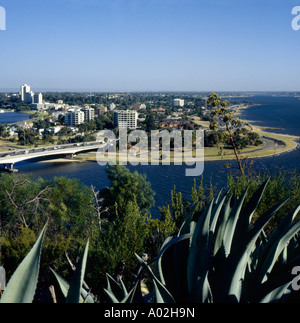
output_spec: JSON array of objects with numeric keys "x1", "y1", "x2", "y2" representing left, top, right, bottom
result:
[
  {"x1": 1, "y1": 95, "x2": 300, "y2": 217},
  {"x1": 0, "y1": 111, "x2": 30, "y2": 125}
]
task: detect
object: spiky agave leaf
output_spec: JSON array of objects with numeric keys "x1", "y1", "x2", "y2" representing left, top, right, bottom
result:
[
  {"x1": 50, "y1": 268, "x2": 69, "y2": 299},
  {"x1": 50, "y1": 268, "x2": 94, "y2": 303},
  {"x1": 213, "y1": 193, "x2": 234, "y2": 257},
  {"x1": 155, "y1": 233, "x2": 192, "y2": 286},
  {"x1": 66, "y1": 240, "x2": 89, "y2": 303},
  {"x1": 224, "y1": 196, "x2": 291, "y2": 302},
  {"x1": 0, "y1": 223, "x2": 47, "y2": 303},
  {"x1": 222, "y1": 187, "x2": 249, "y2": 257},
  {"x1": 105, "y1": 273, "x2": 128, "y2": 302},
  {"x1": 154, "y1": 233, "x2": 191, "y2": 302},
  {"x1": 257, "y1": 205, "x2": 300, "y2": 284},
  {"x1": 187, "y1": 198, "x2": 214, "y2": 298},
  {"x1": 116, "y1": 179, "x2": 300, "y2": 304},
  {"x1": 104, "y1": 288, "x2": 120, "y2": 303},
  {"x1": 260, "y1": 281, "x2": 292, "y2": 303},
  {"x1": 105, "y1": 274, "x2": 153, "y2": 304},
  {"x1": 177, "y1": 202, "x2": 199, "y2": 237},
  {"x1": 231, "y1": 179, "x2": 270, "y2": 247},
  {"x1": 135, "y1": 253, "x2": 175, "y2": 303}
]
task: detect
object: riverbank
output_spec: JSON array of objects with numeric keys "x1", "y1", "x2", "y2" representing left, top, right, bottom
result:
[
  {"x1": 38, "y1": 123, "x2": 299, "y2": 165},
  {"x1": 2, "y1": 103, "x2": 299, "y2": 165},
  {"x1": 3, "y1": 129, "x2": 298, "y2": 165},
  {"x1": 66, "y1": 130, "x2": 298, "y2": 165},
  {"x1": 202, "y1": 104, "x2": 300, "y2": 161},
  {"x1": 235, "y1": 104, "x2": 300, "y2": 159}
]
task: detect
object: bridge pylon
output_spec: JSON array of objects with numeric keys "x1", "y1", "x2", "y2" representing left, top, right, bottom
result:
[{"x1": 0, "y1": 163, "x2": 18, "y2": 173}]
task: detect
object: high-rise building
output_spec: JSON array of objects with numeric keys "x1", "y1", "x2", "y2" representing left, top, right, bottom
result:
[
  {"x1": 65, "y1": 109, "x2": 85, "y2": 127},
  {"x1": 24, "y1": 91, "x2": 34, "y2": 104},
  {"x1": 172, "y1": 99, "x2": 185, "y2": 107},
  {"x1": 113, "y1": 110, "x2": 137, "y2": 129},
  {"x1": 20, "y1": 84, "x2": 43, "y2": 105},
  {"x1": 20, "y1": 84, "x2": 31, "y2": 101},
  {"x1": 33, "y1": 93, "x2": 43, "y2": 104},
  {"x1": 81, "y1": 107, "x2": 95, "y2": 122}
]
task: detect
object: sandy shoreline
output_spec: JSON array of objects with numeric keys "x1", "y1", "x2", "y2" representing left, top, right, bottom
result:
[{"x1": 34, "y1": 104, "x2": 300, "y2": 165}]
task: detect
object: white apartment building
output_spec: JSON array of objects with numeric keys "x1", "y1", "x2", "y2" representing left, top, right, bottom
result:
[
  {"x1": 113, "y1": 110, "x2": 137, "y2": 129},
  {"x1": 33, "y1": 93, "x2": 43, "y2": 104},
  {"x1": 65, "y1": 109, "x2": 85, "y2": 127},
  {"x1": 81, "y1": 107, "x2": 95, "y2": 122},
  {"x1": 24, "y1": 91, "x2": 34, "y2": 104},
  {"x1": 20, "y1": 84, "x2": 31, "y2": 101},
  {"x1": 20, "y1": 84, "x2": 43, "y2": 104},
  {"x1": 173, "y1": 98, "x2": 185, "y2": 107}
]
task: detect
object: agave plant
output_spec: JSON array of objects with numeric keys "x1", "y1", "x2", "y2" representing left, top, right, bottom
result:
[
  {"x1": 0, "y1": 223, "x2": 47, "y2": 303},
  {"x1": 106, "y1": 179, "x2": 300, "y2": 303},
  {"x1": 50, "y1": 240, "x2": 95, "y2": 303},
  {"x1": 0, "y1": 222, "x2": 93, "y2": 303}
]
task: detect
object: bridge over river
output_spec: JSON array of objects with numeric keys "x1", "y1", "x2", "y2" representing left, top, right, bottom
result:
[{"x1": 0, "y1": 141, "x2": 106, "y2": 172}]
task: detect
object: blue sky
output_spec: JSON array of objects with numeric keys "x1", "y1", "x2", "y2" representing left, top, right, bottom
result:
[{"x1": 0, "y1": 0, "x2": 300, "y2": 92}]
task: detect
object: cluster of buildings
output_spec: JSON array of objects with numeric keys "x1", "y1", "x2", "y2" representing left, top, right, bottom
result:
[
  {"x1": 20, "y1": 84, "x2": 43, "y2": 105},
  {"x1": 18, "y1": 84, "x2": 190, "y2": 132},
  {"x1": 64, "y1": 107, "x2": 95, "y2": 126},
  {"x1": 20, "y1": 84, "x2": 141, "y2": 130},
  {"x1": 65, "y1": 107, "x2": 138, "y2": 129},
  {"x1": 20, "y1": 84, "x2": 67, "y2": 111},
  {"x1": 62, "y1": 104, "x2": 137, "y2": 130}
]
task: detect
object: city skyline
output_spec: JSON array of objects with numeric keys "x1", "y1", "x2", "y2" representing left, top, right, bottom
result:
[{"x1": 0, "y1": 0, "x2": 300, "y2": 92}]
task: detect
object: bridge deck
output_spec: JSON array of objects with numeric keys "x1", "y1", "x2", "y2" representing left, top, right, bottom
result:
[{"x1": 0, "y1": 141, "x2": 106, "y2": 168}]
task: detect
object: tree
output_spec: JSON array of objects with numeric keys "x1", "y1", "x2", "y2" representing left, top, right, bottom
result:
[
  {"x1": 102, "y1": 165, "x2": 155, "y2": 215},
  {"x1": 115, "y1": 197, "x2": 150, "y2": 264},
  {"x1": 191, "y1": 176, "x2": 205, "y2": 211},
  {"x1": 147, "y1": 205, "x2": 177, "y2": 258},
  {"x1": 87, "y1": 197, "x2": 151, "y2": 295},
  {"x1": 0, "y1": 174, "x2": 96, "y2": 278},
  {"x1": 42, "y1": 132, "x2": 55, "y2": 144},
  {"x1": 145, "y1": 111, "x2": 157, "y2": 133},
  {"x1": 0, "y1": 124, "x2": 9, "y2": 138},
  {"x1": 170, "y1": 186, "x2": 186, "y2": 228},
  {"x1": 17, "y1": 128, "x2": 38, "y2": 146},
  {"x1": 207, "y1": 93, "x2": 244, "y2": 175},
  {"x1": 204, "y1": 130, "x2": 225, "y2": 147},
  {"x1": 57, "y1": 114, "x2": 65, "y2": 125}
]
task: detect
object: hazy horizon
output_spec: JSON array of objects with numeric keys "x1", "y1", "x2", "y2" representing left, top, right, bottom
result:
[
  {"x1": 1, "y1": 88, "x2": 300, "y2": 94},
  {"x1": 1, "y1": 0, "x2": 300, "y2": 92}
]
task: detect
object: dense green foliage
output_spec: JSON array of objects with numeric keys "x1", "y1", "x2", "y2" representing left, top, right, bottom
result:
[
  {"x1": 0, "y1": 167, "x2": 168, "y2": 301},
  {"x1": 107, "y1": 180, "x2": 300, "y2": 303},
  {"x1": 101, "y1": 165, "x2": 155, "y2": 215},
  {"x1": 0, "y1": 174, "x2": 96, "y2": 282},
  {"x1": 0, "y1": 167, "x2": 300, "y2": 302},
  {"x1": 204, "y1": 128, "x2": 262, "y2": 149}
]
